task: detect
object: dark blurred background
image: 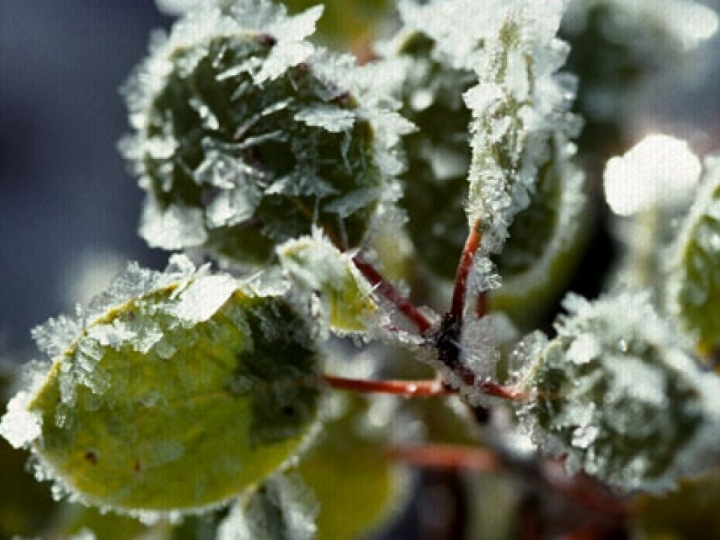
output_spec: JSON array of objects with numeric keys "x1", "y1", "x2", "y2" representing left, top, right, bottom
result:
[{"x1": 0, "y1": 1, "x2": 169, "y2": 355}]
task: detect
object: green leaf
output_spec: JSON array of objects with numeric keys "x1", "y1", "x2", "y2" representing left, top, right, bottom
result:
[
  {"x1": 296, "y1": 393, "x2": 406, "y2": 540},
  {"x1": 1, "y1": 258, "x2": 322, "y2": 515},
  {"x1": 669, "y1": 154, "x2": 720, "y2": 352},
  {"x1": 282, "y1": 0, "x2": 393, "y2": 50},
  {"x1": 516, "y1": 291, "x2": 720, "y2": 492},
  {"x1": 48, "y1": 504, "x2": 152, "y2": 540},
  {"x1": 490, "y1": 146, "x2": 588, "y2": 329},
  {"x1": 277, "y1": 232, "x2": 378, "y2": 336},
  {"x1": 124, "y1": 5, "x2": 389, "y2": 263}
]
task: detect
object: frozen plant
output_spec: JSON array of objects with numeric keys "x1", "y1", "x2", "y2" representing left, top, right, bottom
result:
[{"x1": 3, "y1": 0, "x2": 720, "y2": 538}]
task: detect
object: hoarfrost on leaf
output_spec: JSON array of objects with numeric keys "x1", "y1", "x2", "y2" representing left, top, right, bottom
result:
[
  {"x1": 169, "y1": 274, "x2": 239, "y2": 324},
  {"x1": 122, "y1": 2, "x2": 407, "y2": 263},
  {"x1": 277, "y1": 231, "x2": 378, "y2": 336},
  {"x1": 217, "y1": 474, "x2": 318, "y2": 540},
  {"x1": 140, "y1": 201, "x2": 208, "y2": 250},
  {"x1": 516, "y1": 290, "x2": 720, "y2": 492},
  {"x1": 667, "y1": 152, "x2": 720, "y2": 350},
  {"x1": 464, "y1": 0, "x2": 578, "y2": 253},
  {"x1": 0, "y1": 257, "x2": 323, "y2": 515},
  {"x1": 0, "y1": 390, "x2": 42, "y2": 448},
  {"x1": 294, "y1": 104, "x2": 356, "y2": 132}
]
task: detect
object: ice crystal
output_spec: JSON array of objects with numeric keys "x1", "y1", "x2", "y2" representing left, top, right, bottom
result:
[
  {"x1": 122, "y1": 3, "x2": 410, "y2": 265},
  {"x1": 217, "y1": 474, "x2": 318, "y2": 540},
  {"x1": 465, "y1": 0, "x2": 579, "y2": 252},
  {"x1": 277, "y1": 231, "x2": 378, "y2": 337},
  {"x1": 517, "y1": 290, "x2": 720, "y2": 491}
]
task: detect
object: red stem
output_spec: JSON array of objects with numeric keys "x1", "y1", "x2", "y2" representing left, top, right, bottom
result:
[
  {"x1": 352, "y1": 255, "x2": 433, "y2": 334},
  {"x1": 323, "y1": 374, "x2": 453, "y2": 397},
  {"x1": 450, "y1": 222, "x2": 488, "y2": 321},
  {"x1": 387, "y1": 444, "x2": 503, "y2": 472},
  {"x1": 477, "y1": 379, "x2": 528, "y2": 401},
  {"x1": 450, "y1": 224, "x2": 482, "y2": 320}
]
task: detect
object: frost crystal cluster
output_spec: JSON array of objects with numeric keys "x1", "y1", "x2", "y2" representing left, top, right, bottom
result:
[
  {"x1": 464, "y1": 0, "x2": 580, "y2": 252},
  {"x1": 123, "y1": 0, "x2": 408, "y2": 263},
  {"x1": 4, "y1": 0, "x2": 720, "y2": 537},
  {"x1": 516, "y1": 292, "x2": 720, "y2": 491}
]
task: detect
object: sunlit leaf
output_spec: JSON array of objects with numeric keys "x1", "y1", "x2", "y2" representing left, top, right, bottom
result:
[
  {"x1": 277, "y1": 232, "x2": 378, "y2": 336},
  {"x1": 0, "y1": 257, "x2": 322, "y2": 515}
]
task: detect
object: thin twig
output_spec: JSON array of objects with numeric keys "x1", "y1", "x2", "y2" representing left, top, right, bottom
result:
[
  {"x1": 450, "y1": 223, "x2": 483, "y2": 321},
  {"x1": 387, "y1": 443, "x2": 504, "y2": 472},
  {"x1": 352, "y1": 255, "x2": 434, "y2": 334},
  {"x1": 323, "y1": 374, "x2": 453, "y2": 397}
]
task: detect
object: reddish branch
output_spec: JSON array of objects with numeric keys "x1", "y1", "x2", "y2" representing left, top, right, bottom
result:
[
  {"x1": 450, "y1": 222, "x2": 488, "y2": 321},
  {"x1": 387, "y1": 444, "x2": 503, "y2": 472},
  {"x1": 352, "y1": 255, "x2": 434, "y2": 333},
  {"x1": 323, "y1": 374, "x2": 453, "y2": 397}
]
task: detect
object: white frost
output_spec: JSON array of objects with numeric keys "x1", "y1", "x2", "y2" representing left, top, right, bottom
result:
[
  {"x1": 170, "y1": 275, "x2": 238, "y2": 324},
  {"x1": 294, "y1": 104, "x2": 356, "y2": 132},
  {"x1": 140, "y1": 201, "x2": 208, "y2": 250},
  {"x1": 604, "y1": 134, "x2": 701, "y2": 216},
  {"x1": 0, "y1": 391, "x2": 41, "y2": 448}
]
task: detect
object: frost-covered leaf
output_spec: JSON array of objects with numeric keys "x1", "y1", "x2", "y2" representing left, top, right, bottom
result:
[
  {"x1": 490, "y1": 141, "x2": 587, "y2": 328},
  {"x1": 217, "y1": 473, "x2": 318, "y2": 540},
  {"x1": 515, "y1": 291, "x2": 720, "y2": 492},
  {"x1": 123, "y1": 3, "x2": 407, "y2": 263},
  {"x1": 277, "y1": 232, "x2": 378, "y2": 336},
  {"x1": 379, "y1": 0, "x2": 503, "y2": 280},
  {"x1": 385, "y1": 0, "x2": 581, "y2": 290},
  {"x1": 0, "y1": 257, "x2": 322, "y2": 515},
  {"x1": 668, "y1": 153, "x2": 720, "y2": 352},
  {"x1": 465, "y1": 0, "x2": 579, "y2": 253},
  {"x1": 296, "y1": 392, "x2": 407, "y2": 540}
]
